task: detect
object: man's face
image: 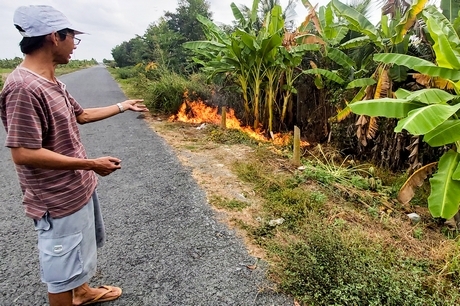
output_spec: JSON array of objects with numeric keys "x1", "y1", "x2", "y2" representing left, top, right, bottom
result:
[{"x1": 53, "y1": 31, "x2": 77, "y2": 65}]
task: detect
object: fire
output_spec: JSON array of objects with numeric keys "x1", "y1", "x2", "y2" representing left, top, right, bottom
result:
[{"x1": 169, "y1": 92, "x2": 309, "y2": 147}]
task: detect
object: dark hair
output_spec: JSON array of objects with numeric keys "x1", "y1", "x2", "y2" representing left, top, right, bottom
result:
[{"x1": 16, "y1": 26, "x2": 73, "y2": 54}]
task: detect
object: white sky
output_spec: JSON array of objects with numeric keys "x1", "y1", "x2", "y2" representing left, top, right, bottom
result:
[
  {"x1": 0, "y1": 0, "x2": 318, "y2": 61},
  {"x1": 0, "y1": 0, "x2": 387, "y2": 61}
]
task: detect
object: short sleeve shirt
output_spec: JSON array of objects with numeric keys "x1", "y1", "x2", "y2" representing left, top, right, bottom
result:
[{"x1": 0, "y1": 67, "x2": 97, "y2": 219}]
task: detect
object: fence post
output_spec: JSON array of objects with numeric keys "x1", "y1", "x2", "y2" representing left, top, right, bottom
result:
[
  {"x1": 293, "y1": 125, "x2": 301, "y2": 166},
  {"x1": 221, "y1": 106, "x2": 227, "y2": 129}
]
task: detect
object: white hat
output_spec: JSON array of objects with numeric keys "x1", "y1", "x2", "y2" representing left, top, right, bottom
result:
[{"x1": 13, "y1": 5, "x2": 84, "y2": 37}]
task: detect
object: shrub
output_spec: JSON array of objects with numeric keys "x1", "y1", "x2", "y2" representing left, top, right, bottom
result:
[
  {"x1": 274, "y1": 226, "x2": 442, "y2": 306},
  {"x1": 116, "y1": 67, "x2": 136, "y2": 79},
  {"x1": 144, "y1": 71, "x2": 211, "y2": 113}
]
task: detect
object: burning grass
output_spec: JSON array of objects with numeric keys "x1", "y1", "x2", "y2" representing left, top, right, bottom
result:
[{"x1": 168, "y1": 92, "x2": 309, "y2": 148}]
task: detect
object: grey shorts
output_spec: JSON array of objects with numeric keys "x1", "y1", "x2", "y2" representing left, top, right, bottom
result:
[{"x1": 34, "y1": 191, "x2": 106, "y2": 293}]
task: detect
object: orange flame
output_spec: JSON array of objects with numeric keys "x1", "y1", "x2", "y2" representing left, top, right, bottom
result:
[{"x1": 169, "y1": 92, "x2": 309, "y2": 147}]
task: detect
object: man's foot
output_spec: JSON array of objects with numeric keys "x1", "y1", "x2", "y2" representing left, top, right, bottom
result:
[{"x1": 73, "y1": 283, "x2": 122, "y2": 305}]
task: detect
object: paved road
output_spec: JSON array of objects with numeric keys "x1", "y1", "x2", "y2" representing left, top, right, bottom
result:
[{"x1": 0, "y1": 66, "x2": 292, "y2": 306}]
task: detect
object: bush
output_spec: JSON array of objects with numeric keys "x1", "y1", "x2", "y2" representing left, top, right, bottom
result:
[
  {"x1": 116, "y1": 67, "x2": 136, "y2": 79},
  {"x1": 274, "y1": 226, "x2": 444, "y2": 306},
  {"x1": 144, "y1": 71, "x2": 211, "y2": 113}
]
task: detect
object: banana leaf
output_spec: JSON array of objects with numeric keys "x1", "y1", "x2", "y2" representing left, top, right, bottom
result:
[
  {"x1": 183, "y1": 41, "x2": 226, "y2": 50},
  {"x1": 395, "y1": 88, "x2": 412, "y2": 99},
  {"x1": 424, "y1": 12, "x2": 460, "y2": 69},
  {"x1": 302, "y1": 68, "x2": 345, "y2": 84},
  {"x1": 393, "y1": 0, "x2": 429, "y2": 44},
  {"x1": 346, "y1": 78, "x2": 376, "y2": 89},
  {"x1": 327, "y1": 47, "x2": 356, "y2": 68},
  {"x1": 250, "y1": 0, "x2": 260, "y2": 24},
  {"x1": 453, "y1": 160, "x2": 460, "y2": 180},
  {"x1": 333, "y1": 86, "x2": 368, "y2": 122},
  {"x1": 440, "y1": 0, "x2": 460, "y2": 22},
  {"x1": 395, "y1": 103, "x2": 460, "y2": 135},
  {"x1": 290, "y1": 44, "x2": 321, "y2": 53},
  {"x1": 413, "y1": 66, "x2": 460, "y2": 81},
  {"x1": 236, "y1": 30, "x2": 257, "y2": 51},
  {"x1": 406, "y1": 89, "x2": 457, "y2": 104},
  {"x1": 321, "y1": 5, "x2": 349, "y2": 45},
  {"x1": 268, "y1": 5, "x2": 284, "y2": 35},
  {"x1": 349, "y1": 99, "x2": 424, "y2": 118},
  {"x1": 428, "y1": 150, "x2": 460, "y2": 219},
  {"x1": 260, "y1": 35, "x2": 282, "y2": 59},
  {"x1": 424, "y1": 5, "x2": 460, "y2": 46},
  {"x1": 331, "y1": 0, "x2": 381, "y2": 47},
  {"x1": 381, "y1": 15, "x2": 390, "y2": 38},
  {"x1": 389, "y1": 65, "x2": 409, "y2": 82},
  {"x1": 424, "y1": 120, "x2": 460, "y2": 146},
  {"x1": 231, "y1": 3, "x2": 246, "y2": 25},
  {"x1": 319, "y1": 6, "x2": 328, "y2": 34},
  {"x1": 340, "y1": 36, "x2": 371, "y2": 49},
  {"x1": 330, "y1": 26, "x2": 349, "y2": 46},
  {"x1": 196, "y1": 15, "x2": 229, "y2": 44},
  {"x1": 374, "y1": 53, "x2": 436, "y2": 69}
]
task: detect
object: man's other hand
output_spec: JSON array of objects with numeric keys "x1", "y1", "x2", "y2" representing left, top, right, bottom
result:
[{"x1": 92, "y1": 156, "x2": 121, "y2": 176}]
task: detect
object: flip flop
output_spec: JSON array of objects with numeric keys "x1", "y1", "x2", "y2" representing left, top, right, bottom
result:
[{"x1": 81, "y1": 285, "x2": 122, "y2": 305}]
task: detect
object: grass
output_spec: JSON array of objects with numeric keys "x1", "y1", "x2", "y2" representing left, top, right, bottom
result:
[{"x1": 222, "y1": 140, "x2": 460, "y2": 305}]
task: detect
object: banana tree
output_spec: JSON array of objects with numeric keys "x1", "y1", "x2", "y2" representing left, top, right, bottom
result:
[
  {"x1": 349, "y1": 6, "x2": 460, "y2": 220},
  {"x1": 262, "y1": 5, "x2": 284, "y2": 133},
  {"x1": 278, "y1": 43, "x2": 321, "y2": 123},
  {"x1": 184, "y1": 1, "x2": 284, "y2": 130},
  {"x1": 327, "y1": 0, "x2": 433, "y2": 169}
]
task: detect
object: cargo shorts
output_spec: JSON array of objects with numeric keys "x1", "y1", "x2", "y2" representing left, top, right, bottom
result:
[{"x1": 33, "y1": 191, "x2": 105, "y2": 293}]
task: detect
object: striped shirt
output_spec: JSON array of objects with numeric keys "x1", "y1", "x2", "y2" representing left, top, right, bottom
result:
[{"x1": 0, "y1": 67, "x2": 97, "y2": 219}]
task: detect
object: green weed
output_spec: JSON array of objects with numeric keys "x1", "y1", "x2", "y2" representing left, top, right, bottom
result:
[
  {"x1": 230, "y1": 147, "x2": 460, "y2": 305},
  {"x1": 270, "y1": 225, "x2": 443, "y2": 306}
]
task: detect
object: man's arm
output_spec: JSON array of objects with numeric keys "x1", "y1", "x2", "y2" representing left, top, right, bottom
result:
[
  {"x1": 76, "y1": 99, "x2": 147, "y2": 124},
  {"x1": 11, "y1": 147, "x2": 121, "y2": 176}
]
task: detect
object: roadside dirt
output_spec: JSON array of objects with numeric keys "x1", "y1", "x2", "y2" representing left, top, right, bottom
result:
[{"x1": 145, "y1": 113, "x2": 269, "y2": 258}]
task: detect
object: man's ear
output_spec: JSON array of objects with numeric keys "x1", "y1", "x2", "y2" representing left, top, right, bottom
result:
[{"x1": 48, "y1": 32, "x2": 59, "y2": 46}]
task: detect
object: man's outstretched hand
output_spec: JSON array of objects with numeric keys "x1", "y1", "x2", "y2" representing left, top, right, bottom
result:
[{"x1": 121, "y1": 99, "x2": 148, "y2": 112}]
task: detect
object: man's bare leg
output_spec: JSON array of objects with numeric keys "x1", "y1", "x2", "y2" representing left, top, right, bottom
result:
[{"x1": 48, "y1": 291, "x2": 72, "y2": 306}]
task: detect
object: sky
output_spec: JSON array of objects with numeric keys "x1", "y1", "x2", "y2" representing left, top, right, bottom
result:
[{"x1": 0, "y1": 0, "x2": 319, "y2": 61}]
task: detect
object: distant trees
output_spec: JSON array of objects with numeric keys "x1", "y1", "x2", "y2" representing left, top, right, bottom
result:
[
  {"x1": 0, "y1": 57, "x2": 23, "y2": 69},
  {"x1": 111, "y1": 36, "x2": 146, "y2": 68},
  {"x1": 111, "y1": 0, "x2": 212, "y2": 74},
  {"x1": 0, "y1": 57, "x2": 97, "y2": 70}
]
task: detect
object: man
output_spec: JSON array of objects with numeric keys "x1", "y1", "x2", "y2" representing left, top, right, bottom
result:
[{"x1": 0, "y1": 5, "x2": 148, "y2": 306}]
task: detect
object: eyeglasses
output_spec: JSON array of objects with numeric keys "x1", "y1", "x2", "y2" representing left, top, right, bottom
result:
[{"x1": 66, "y1": 34, "x2": 81, "y2": 45}]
